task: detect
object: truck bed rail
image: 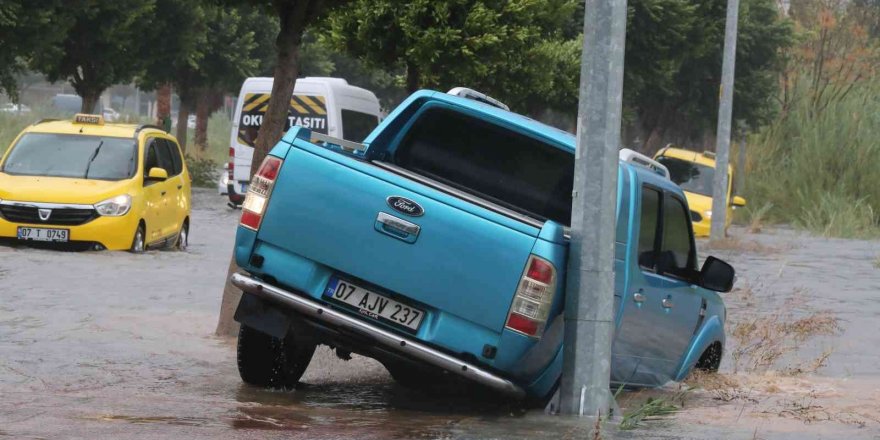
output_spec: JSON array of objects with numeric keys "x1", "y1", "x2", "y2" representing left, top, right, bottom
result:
[{"x1": 309, "y1": 132, "x2": 366, "y2": 153}]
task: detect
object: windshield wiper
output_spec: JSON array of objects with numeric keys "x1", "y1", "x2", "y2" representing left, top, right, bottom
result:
[{"x1": 83, "y1": 140, "x2": 104, "y2": 179}]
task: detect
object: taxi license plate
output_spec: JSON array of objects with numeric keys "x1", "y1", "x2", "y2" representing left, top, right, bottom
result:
[
  {"x1": 324, "y1": 278, "x2": 425, "y2": 331},
  {"x1": 17, "y1": 227, "x2": 69, "y2": 242}
]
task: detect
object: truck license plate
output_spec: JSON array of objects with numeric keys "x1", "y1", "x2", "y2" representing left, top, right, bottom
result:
[
  {"x1": 324, "y1": 278, "x2": 425, "y2": 331},
  {"x1": 17, "y1": 227, "x2": 69, "y2": 242}
]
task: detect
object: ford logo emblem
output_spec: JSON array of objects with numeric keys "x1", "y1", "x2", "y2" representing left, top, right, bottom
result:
[{"x1": 386, "y1": 196, "x2": 424, "y2": 217}]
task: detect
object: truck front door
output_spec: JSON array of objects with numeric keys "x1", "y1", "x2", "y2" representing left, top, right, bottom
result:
[{"x1": 652, "y1": 192, "x2": 704, "y2": 377}]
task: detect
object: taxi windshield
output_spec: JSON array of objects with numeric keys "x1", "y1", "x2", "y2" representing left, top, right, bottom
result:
[
  {"x1": 656, "y1": 156, "x2": 715, "y2": 196},
  {"x1": 2, "y1": 133, "x2": 137, "y2": 181}
]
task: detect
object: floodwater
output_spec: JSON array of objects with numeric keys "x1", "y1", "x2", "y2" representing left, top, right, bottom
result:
[{"x1": 1, "y1": 190, "x2": 878, "y2": 439}]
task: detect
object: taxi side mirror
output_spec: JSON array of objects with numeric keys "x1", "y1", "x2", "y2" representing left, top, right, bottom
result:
[
  {"x1": 731, "y1": 195, "x2": 746, "y2": 208},
  {"x1": 146, "y1": 167, "x2": 168, "y2": 182}
]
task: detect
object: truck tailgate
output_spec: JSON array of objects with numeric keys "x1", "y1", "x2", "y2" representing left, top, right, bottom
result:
[{"x1": 256, "y1": 143, "x2": 539, "y2": 333}]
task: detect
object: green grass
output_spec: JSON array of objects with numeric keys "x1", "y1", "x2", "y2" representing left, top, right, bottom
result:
[
  {"x1": 0, "y1": 105, "x2": 60, "y2": 155},
  {"x1": 619, "y1": 388, "x2": 691, "y2": 430},
  {"x1": 744, "y1": 77, "x2": 880, "y2": 238},
  {"x1": 181, "y1": 111, "x2": 232, "y2": 165}
]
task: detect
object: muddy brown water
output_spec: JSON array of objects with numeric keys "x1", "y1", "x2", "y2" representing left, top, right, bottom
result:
[{"x1": 1, "y1": 190, "x2": 878, "y2": 439}]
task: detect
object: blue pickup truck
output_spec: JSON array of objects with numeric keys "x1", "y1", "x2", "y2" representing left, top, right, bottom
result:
[{"x1": 229, "y1": 89, "x2": 735, "y2": 402}]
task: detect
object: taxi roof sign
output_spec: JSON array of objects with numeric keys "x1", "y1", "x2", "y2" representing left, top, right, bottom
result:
[{"x1": 74, "y1": 114, "x2": 104, "y2": 125}]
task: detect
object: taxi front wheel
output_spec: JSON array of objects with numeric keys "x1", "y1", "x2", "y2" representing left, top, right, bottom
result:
[
  {"x1": 175, "y1": 222, "x2": 189, "y2": 251},
  {"x1": 129, "y1": 224, "x2": 145, "y2": 253}
]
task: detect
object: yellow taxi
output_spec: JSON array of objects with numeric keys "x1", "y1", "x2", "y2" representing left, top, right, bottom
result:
[
  {"x1": 654, "y1": 146, "x2": 746, "y2": 237},
  {"x1": 0, "y1": 114, "x2": 191, "y2": 252}
]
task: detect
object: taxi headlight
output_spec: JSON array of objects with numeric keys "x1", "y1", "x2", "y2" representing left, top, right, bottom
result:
[{"x1": 95, "y1": 195, "x2": 132, "y2": 216}]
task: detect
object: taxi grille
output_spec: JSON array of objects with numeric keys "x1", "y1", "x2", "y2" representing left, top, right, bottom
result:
[{"x1": 0, "y1": 205, "x2": 98, "y2": 226}]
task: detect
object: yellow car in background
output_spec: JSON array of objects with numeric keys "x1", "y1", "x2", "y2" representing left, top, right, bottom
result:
[
  {"x1": 654, "y1": 146, "x2": 746, "y2": 237},
  {"x1": 0, "y1": 114, "x2": 191, "y2": 252}
]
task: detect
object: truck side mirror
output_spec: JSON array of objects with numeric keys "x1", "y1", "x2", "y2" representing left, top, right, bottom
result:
[{"x1": 700, "y1": 256, "x2": 735, "y2": 292}]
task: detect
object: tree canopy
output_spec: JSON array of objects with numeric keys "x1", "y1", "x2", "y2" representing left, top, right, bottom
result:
[
  {"x1": 32, "y1": 0, "x2": 155, "y2": 112},
  {"x1": 326, "y1": 0, "x2": 579, "y2": 112},
  {"x1": 0, "y1": 0, "x2": 69, "y2": 101},
  {"x1": 623, "y1": 0, "x2": 793, "y2": 151}
]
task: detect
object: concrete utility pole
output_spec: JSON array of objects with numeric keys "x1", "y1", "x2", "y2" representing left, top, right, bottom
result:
[
  {"x1": 560, "y1": 0, "x2": 627, "y2": 417},
  {"x1": 710, "y1": 0, "x2": 741, "y2": 242}
]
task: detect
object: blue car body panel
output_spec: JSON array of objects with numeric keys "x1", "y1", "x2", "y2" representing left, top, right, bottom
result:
[{"x1": 235, "y1": 90, "x2": 727, "y2": 399}]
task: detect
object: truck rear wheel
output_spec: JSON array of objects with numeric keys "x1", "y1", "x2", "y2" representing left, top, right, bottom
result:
[
  {"x1": 384, "y1": 361, "x2": 448, "y2": 390},
  {"x1": 237, "y1": 324, "x2": 316, "y2": 389}
]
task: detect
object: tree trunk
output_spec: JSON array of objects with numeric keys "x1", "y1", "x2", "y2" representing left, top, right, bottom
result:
[
  {"x1": 157, "y1": 83, "x2": 172, "y2": 119},
  {"x1": 214, "y1": 255, "x2": 243, "y2": 338},
  {"x1": 405, "y1": 61, "x2": 420, "y2": 94},
  {"x1": 195, "y1": 88, "x2": 210, "y2": 151},
  {"x1": 249, "y1": 0, "x2": 314, "y2": 176},
  {"x1": 80, "y1": 92, "x2": 100, "y2": 113},
  {"x1": 176, "y1": 104, "x2": 190, "y2": 152},
  {"x1": 216, "y1": 0, "x2": 316, "y2": 338}
]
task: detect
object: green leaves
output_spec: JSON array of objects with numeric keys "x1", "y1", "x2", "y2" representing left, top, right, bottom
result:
[
  {"x1": 326, "y1": 0, "x2": 579, "y2": 112},
  {"x1": 31, "y1": 0, "x2": 156, "y2": 109},
  {"x1": 0, "y1": 0, "x2": 69, "y2": 100}
]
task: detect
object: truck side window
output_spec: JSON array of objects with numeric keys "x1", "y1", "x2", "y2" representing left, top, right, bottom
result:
[
  {"x1": 659, "y1": 195, "x2": 697, "y2": 277},
  {"x1": 638, "y1": 187, "x2": 660, "y2": 271}
]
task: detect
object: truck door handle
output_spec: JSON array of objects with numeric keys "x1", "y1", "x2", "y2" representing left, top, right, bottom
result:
[
  {"x1": 662, "y1": 296, "x2": 674, "y2": 309},
  {"x1": 160, "y1": 191, "x2": 167, "y2": 196},
  {"x1": 375, "y1": 212, "x2": 420, "y2": 244},
  {"x1": 633, "y1": 292, "x2": 646, "y2": 303},
  {"x1": 177, "y1": 185, "x2": 182, "y2": 190}
]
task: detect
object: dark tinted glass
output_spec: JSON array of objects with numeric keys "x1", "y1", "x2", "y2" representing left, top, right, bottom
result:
[
  {"x1": 638, "y1": 187, "x2": 660, "y2": 270},
  {"x1": 152, "y1": 139, "x2": 174, "y2": 173},
  {"x1": 2, "y1": 133, "x2": 137, "y2": 180},
  {"x1": 660, "y1": 195, "x2": 695, "y2": 274},
  {"x1": 656, "y1": 156, "x2": 715, "y2": 196},
  {"x1": 341, "y1": 109, "x2": 379, "y2": 142},
  {"x1": 145, "y1": 141, "x2": 159, "y2": 172},
  {"x1": 394, "y1": 107, "x2": 574, "y2": 225},
  {"x1": 160, "y1": 139, "x2": 183, "y2": 175}
]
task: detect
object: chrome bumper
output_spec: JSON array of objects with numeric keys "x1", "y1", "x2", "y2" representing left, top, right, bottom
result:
[{"x1": 230, "y1": 273, "x2": 526, "y2": 398}]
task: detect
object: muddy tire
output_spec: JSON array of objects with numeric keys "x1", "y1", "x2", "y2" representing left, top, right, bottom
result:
[
  {"x1": 695, "y1": 342, "x2": 722, "y2": 372},
  {"x1": 237, "y1": 324, "x2": 316, "y2": 389},
  {"x1": 129, "y1": 224, "x2": 145, "y2": 253},
  {"x1": 175, "y1": 221, "x2": 188, "y2": 251}
]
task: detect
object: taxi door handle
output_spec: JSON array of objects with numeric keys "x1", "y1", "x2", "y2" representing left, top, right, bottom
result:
[
  {"x1": 177, "y1": 185, "x2": 182, "y2": 190},
  {"x1": 160, "y1": 191, "x2": 167, "y2": 196}
]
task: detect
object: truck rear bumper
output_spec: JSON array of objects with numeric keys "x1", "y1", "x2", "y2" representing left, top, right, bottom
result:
[{"x1": 230, "y1": 272, "x2": 526, "y2": 398}]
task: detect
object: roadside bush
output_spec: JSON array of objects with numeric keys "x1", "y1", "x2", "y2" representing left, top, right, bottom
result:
[
  {"x1": 186, "y1": 155, "x2": 218, "y2": 188},
  {"x1": 744, "y1": 78, "x2": 880, "y2": 238}
]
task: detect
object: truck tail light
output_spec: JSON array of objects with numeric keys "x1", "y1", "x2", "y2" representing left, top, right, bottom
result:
[
  {"x1": 505, "y1": 256, "x2": 557, "y2": 338},
  {"x1": 240, "y1": 155, "x2": 283, "y2": 231},
  {"x1": 228, "y1": 147, "x2": 234, "y2": 180}
]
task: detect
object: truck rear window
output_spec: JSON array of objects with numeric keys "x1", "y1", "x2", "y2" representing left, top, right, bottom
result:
[{"x1": 393, "y1": 107, "x2": 573, "y2": 226}]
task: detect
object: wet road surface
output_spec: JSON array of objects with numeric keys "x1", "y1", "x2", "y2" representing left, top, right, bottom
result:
[{"x1": 1, "y1": 190, "x2": 878, "y2": 439}]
